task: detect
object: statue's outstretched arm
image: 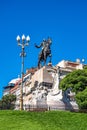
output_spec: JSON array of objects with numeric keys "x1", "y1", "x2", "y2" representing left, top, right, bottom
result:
[{"x1": 34, "y1": 43, "x2": 42, "y2": 48}]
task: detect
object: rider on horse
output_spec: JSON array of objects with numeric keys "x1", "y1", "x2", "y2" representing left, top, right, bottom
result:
[
  {"x1": 35, "y1": 39, "x2": 46, "y2": 56},
  {"x1": 35, "y1": 38, "x2": 52, "y2": 68}
]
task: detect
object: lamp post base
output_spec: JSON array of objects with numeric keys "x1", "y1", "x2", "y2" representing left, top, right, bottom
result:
[{"x1": 20, "y1": 98, "x2": 23, "y2": 110}]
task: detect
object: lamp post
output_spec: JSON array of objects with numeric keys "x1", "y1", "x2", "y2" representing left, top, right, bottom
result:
[{"x1": 16, "y1": 34, "x2": 30, "y2": 110}]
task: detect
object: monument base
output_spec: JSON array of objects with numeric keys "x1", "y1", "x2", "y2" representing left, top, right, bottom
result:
[{"x1": 28, "y1": 66, "x2": 79, "y2": 111}]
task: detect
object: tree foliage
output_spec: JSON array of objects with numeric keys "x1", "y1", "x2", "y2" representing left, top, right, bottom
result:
[
  {"x1": 0, "y1": 94, "x2": 16, "y2": 110},
  {"x1": 60, "y1": 69, "x2": 87, "y2": 93},
  {"x1": 76, "y1": 88, "x2": 87, "y2": 109},
  {"x1": 60, "y1": 67, "x2": 87, "y2": 109}
]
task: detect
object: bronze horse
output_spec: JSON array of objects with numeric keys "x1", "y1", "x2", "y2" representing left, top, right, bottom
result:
[{"x1": 35, "y1": 38, "x2": 52, "y2": 68}]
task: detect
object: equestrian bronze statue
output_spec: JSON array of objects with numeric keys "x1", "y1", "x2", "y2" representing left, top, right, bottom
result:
[{"x1": 35, "y1": 38, "x2": 52, "y2": 68}]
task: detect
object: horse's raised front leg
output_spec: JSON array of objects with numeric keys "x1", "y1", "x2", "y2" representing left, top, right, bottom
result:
[
  {"x1": 49, "y1": 54, "x2": 52, "y2": 63},
  {"x1": 37, "y1": 55, "x2": 39, "y2": 69}
]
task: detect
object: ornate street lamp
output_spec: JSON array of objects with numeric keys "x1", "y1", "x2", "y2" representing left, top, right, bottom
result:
[{"x1": 16, "y1": 34, "x2": 30, "y2": 110}]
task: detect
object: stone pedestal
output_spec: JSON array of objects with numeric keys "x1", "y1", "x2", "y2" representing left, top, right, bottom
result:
[
  {"x1": 29, "y1": 66, "x2": 78, "y2": 111},
  {"x1": 29, "y1": 66, "x2": 53, "y2": 108}
]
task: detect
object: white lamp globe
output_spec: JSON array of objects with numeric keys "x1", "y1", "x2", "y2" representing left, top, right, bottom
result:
[
  {"x1": 22, "y1": 34, "x2": 25, "y2": 41},
  {"x1": 26, "y1": 35, "x2": 30, "y2": 42},
  {"x1": 16, "y1": 35, "x2": 20, "y2": 42}
]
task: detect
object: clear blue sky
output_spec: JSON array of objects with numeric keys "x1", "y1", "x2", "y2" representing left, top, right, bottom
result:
[{"x1": 0, "y1": 0, "x2": 87, "y2": 98}]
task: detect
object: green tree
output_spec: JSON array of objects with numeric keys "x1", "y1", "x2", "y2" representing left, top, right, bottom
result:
[
  {"x1": 76, "y1": 88, "x2": 87, "y2": 109},
  {"x1": 60, "y1": 67, "x2": 87, "y2": 109},
  {"x1": 60, "y1": 69, "x2": 87, "y2": 93},
  {"x1": 2, "y1": 94, "x2": 16, "y2": 110},
  {"x1": 0, "y1": 100, "x2": 3, "y2": 109}
]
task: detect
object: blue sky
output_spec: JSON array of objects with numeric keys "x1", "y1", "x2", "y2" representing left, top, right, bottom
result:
[{"x1": 0, "y1": 0, "x2": 87, "y2": 98}]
